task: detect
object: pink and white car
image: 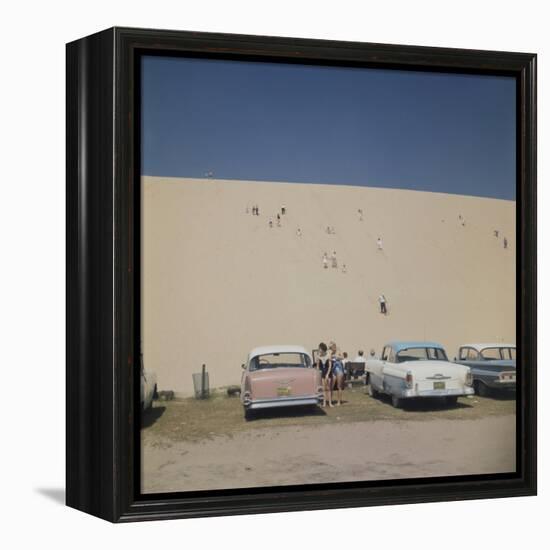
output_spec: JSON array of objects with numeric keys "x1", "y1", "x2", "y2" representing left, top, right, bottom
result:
[{"x1": 240, "y1": 345, "x2": 323, "y2": 420}]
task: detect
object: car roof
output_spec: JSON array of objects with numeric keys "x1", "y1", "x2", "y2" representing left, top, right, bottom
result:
[
  {"x1": 459, "y1": 343, "x2": 516, "y2": 351},
  {"x1": 386, "y1": 341, "x2": 445, "y2": 353},
  {"x1": 248, "y1": 345, "x2": 311, "y2": 360}
]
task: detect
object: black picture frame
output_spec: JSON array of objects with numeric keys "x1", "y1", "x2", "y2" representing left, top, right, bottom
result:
[{"x1": 66, "y1": 27, "x2": 537, "y2": 523}]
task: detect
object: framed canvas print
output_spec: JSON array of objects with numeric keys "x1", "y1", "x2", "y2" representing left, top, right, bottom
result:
[{"x1": 66, "y1": 27, "x2": 537, "y2": 522}]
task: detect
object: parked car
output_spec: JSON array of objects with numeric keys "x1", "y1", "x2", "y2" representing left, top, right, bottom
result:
[
  {"x1": 140, "y1": 353, "x2": 157, "y2": 411},
  {"x1": 241, "y1": 345, "x2": 323, "y2": 420},
  {"x1": 454, "y1": 343, "x2": 516, "y2": 396},
  {"x1": 366, "y1": 341, "x2": 474, "y2": 408}
]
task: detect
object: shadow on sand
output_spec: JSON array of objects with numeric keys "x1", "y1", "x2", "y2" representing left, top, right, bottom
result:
[
  {"x1": 375, "y1": 393, "x2": 474, "y2": 412},
  {"x1": 141, "y1": 405, "x2": 166, "y2": 428},
  {"x1": 486, "y1": 389, "x2": 516, "y2": 401},
  {"x1": 247, "y1": 405, "x2": 327, "y2": 421}
]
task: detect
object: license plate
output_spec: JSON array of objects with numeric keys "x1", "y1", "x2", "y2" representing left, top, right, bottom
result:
[
  {"x1": 277, "y1": 387, "x2": 291, "y2": 396},
  {"x1": 433, "y1": 381, "x2": 446, "y2": 390}
]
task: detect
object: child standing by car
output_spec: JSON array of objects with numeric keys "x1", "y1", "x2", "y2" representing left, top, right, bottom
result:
[
  {"x1": 329, "y1": 341, "x2": 345, "y2": 406},
  {"x1": 316, "y1": 342, "x2": 333, "y2": 407}
]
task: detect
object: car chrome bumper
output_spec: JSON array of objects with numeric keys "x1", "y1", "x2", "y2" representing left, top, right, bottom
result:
[
  {"x1": 399, "y1": 387, "x2": 475, "y2": 399},
  {"x1": 246, "y1": 395, "x2": 322, "y2": 410},
  {"x1": 487, "y1": 379, "x2": 516, "y2": 389}
]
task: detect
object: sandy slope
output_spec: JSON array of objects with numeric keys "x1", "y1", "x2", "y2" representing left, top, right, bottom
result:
[
  {"x1": 141, "y1": 415, "x2": 516, "y2": 493},
  {"x1": 142, "y1": 177, "x2": 515, "y2": 395}
]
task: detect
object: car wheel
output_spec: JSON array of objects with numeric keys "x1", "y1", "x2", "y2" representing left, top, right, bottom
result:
[
  {"x1": 391, "y1": 395, "x2": 402, "y2": 408},
  {"x1": 445, "y1": 396, "x2": 458, "y2": 407},
  {"x1": 474, "y1": 380, "x2": 490, "y2": 397},
  {"x1": 244, "y1": 408, "x2": 254, "y2": 421},
  {"x1": 368, "y1": 383, "x2": 377, "y2": 398}
]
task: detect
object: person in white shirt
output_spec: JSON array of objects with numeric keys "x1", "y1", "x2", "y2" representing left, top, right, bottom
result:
[{"x1": 354, "y1": 350, "x2": 366, "y2": 363}]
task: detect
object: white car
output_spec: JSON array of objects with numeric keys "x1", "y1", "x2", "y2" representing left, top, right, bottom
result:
[
  {"x1": 140, "y1": 354, "x2": 157, "y2": 411},
  {"x1": 367, "y1": 341, "x2": 474, "y2": 408}
]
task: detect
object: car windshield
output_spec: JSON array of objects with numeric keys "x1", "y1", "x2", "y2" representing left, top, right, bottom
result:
[
  {"x1": 249, "y1": 352, "x2": 312, "y2": 371},
  {"x1": 481, "y1": 347, "x2": 516, "y2": 360},
  {"x1": 396, "y1": 347, "x2": 448, "y2": 363}
]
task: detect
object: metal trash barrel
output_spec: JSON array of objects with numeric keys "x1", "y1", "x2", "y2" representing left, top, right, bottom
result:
[{"x1": 192, "y1": 364, "x2": 210, "y2": 399}]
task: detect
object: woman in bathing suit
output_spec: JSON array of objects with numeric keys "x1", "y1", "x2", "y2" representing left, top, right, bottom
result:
[{"x1": 316, "y1": 342, "x2": 333, "y2": 408}]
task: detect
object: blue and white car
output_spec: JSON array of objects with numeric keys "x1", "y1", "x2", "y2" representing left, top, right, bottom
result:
[{"x1": 366, "y1": 341, "x2": 474, "y2": 408}]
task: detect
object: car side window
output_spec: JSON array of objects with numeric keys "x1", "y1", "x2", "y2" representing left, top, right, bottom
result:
[
  {"x1": 466, "y1": 348, "x2": 479, "y2": 360},
  {"x1": 459, "y1": 347, "x2": 467, "y2": 360},
  {"x1": 381, "y1": 347, "x2": 389, "y2": 361},
  {"x1": 387, "y1": 349, "x2": 396, "y2": 363}
]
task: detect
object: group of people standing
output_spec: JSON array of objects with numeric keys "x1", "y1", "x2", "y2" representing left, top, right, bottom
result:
[
  {"x1": 315, "y1": 342, "x2": 369, "y2": 407},
  {"x1": 316, "y1": 342, "x2": 345, "y2": 407}
]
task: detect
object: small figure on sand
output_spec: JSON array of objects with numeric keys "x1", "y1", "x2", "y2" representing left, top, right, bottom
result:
[
  {"x1": 342, "y1": 264, "x2": 347, "y2": 274},
  {"x1": 256, "y1": 205, "x2": 260, "y2": 216},
  {"x1": 281, "y1": 205, "x2": 286, "y2": 215},
  {"x1": 458, "y1": 214, "x2": 465, "y2": 226},
  {"x1": 358, "y1": 208, "x2": 363, "y2": 221},
  {"x1": 276, "y1": 214, "x2": 281, "y2": 227},
  {"x1": 326, "y1": 226, "x2": 331, "y2": 234},
  {"x1": 378, "y1": 294, "x2": 387, "y2": 315},
  {"x1": 296, "y1": 227, "x2": 302, "y2": 237},
  {"x1": 331, "y1": 251, "x2": 338, "y2": 268},
  {"x1": 494, "y1": 229, "x2": 499, "y2": 238},
  {"x1": 268, "y1": 218, "x2": 273, "y2": 229},
  {"x1": 322, "y1": 253, "x2": 328, "y2": 269},
  {"x1": 377, "y1": 237, "x2": 383, "y2": 251},
  {"x1": 503, "y1": 237, "x2": 508, "y2": 249}
]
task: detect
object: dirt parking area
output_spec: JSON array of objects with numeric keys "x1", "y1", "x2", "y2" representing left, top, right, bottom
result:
[{"x1": 141, "y1": 387, "x2": 516, "y2": 493}]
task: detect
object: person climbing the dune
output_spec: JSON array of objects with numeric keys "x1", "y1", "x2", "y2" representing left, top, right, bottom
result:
[{"x1": 378, "y1": 294, "x2": 387, "y2": 315}]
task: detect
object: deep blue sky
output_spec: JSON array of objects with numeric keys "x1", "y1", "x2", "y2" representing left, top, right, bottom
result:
[{"x1": 142, "y1": 56, "x2": 516, "y2": 200}]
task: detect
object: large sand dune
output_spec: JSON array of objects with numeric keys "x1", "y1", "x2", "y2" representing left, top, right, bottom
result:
[{"x1": 142, "y1": 176, "x2": 515, "y2": 395}]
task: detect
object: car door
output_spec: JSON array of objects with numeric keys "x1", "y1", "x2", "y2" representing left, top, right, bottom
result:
[{"x1": 369, "y1": 346, "x2": 389, "y2": 389}]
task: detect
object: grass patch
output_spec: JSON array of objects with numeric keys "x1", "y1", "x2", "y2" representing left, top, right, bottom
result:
[{"x1": 142, "y1": 385, "x2": 516, "y2": 445}]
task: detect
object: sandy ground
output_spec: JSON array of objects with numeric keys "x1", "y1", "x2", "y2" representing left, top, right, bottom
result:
[
  {"x1": 141, "y1": 177, "x2": 515, "y2": 395},
  {"x1": 142, "y1": 415, "x2": 515, "y2": 493}
]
